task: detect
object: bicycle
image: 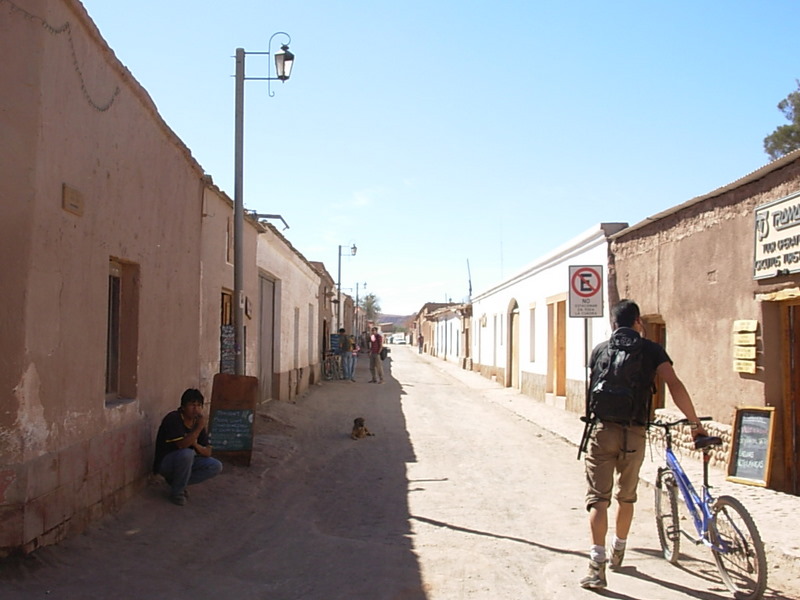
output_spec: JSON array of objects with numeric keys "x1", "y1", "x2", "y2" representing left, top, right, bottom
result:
[
  {"x1": 651, "y1": 418, "x2": 767, "y2": 600},
  {"x1": 322, "y1": 352, "x2": 342, "y2": 381}
]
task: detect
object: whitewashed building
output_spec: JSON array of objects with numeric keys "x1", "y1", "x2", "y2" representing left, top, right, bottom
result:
[{"x1": 470, "y1": 223, "x2": 626, "y2": 414}]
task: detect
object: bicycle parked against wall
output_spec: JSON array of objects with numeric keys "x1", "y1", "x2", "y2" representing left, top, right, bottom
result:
[
  {"x1": 322, "y1": 352, "x2": 342, "y2": 381},
  {"x1": 652, "y1": 418, "x2": 767, "y2": 600}
]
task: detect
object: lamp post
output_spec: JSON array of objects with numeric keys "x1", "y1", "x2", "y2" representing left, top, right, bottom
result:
[
  {"x1": 336, "y1": 243, "x2": 357, "y2": 331},
  {"x1": 353, "y1": 281, "x2": 366, "y2": 339},
  {"x1": 232, "y1": 33, "x2": 294, "y2": 375}
]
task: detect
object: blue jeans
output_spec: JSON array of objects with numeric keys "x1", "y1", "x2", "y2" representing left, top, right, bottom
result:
[
  {"x1": 341, "y1": 353, "x2": 354, "y2": 379},
  {"x1": 159, "y1": 448, "x2": 222, "y2": 498}
]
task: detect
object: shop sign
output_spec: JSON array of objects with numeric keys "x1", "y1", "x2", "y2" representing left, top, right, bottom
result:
[{"x1": 754, "y1": 190, "x2": 800, "y2": 279}]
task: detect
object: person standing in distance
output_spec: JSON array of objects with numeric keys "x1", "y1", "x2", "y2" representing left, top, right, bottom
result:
[
  {"x1": 338, "y1": 327, "x2": 355, "y2": 381},
  {"x1": 580, "y1": 299, "x2": 707, "y2": 589},
  {"x1": 153, "y1": 388, "x2": 223, "y2": 506},
  {"x1": 368, "y1": 326, "x2": 384, "y2": 383}
]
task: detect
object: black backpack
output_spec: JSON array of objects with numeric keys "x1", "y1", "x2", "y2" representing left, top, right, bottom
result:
[{"x1": 589, "y1": 329, "x2": 650, "y2": 425}]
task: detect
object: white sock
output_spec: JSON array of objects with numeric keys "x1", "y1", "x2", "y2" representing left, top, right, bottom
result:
[
  {"x1": 612, "y1": 536, "x2": 627, "y2": 550},
  {"x1": 589, "y1": 544, "x2": 606, "y2": 563}
]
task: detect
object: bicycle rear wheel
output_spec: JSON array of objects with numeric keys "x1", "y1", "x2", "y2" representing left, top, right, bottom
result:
[
  {"x1": 710, "y1": 495, "x2": 767, "y2": 600},
  {"x1": 654, "y1": 467, "x2": 681, "y2": 564}
]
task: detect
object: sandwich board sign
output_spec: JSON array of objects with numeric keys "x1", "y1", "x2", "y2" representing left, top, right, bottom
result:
[{"x1": 569, "y1": 265, "x2": 603, "y2": 318}]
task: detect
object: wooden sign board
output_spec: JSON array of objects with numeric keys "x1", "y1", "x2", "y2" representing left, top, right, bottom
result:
[
  {"x1": 732, "y1": 359, "x2": 757, "y2": 374},
  {"x1": 732, "y1": 319, "x2": 758, "y2": 332},
  {"x1": 732, "y1": 332, "x2": 756, "y2": 346},
  {"x1": 727, "y1": 407, "x2": 775, "y2": 487},
  {"x1": 209, "y1": 373, "x2": 258, "y2": 466}
]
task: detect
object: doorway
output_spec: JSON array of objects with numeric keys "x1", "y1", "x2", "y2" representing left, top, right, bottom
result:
[
  {"x1": 507, "y1": 300, "x2": 520, "y2": 388},
  {"x1": 547, "y1": 296, "x2": 567, "y2": 397},
  {"x1": 259, "y1": 276, "x2": 276, "y2": 403},
  {"x1": 782, "y1": 302, "x2": 800, "y2": 495}
]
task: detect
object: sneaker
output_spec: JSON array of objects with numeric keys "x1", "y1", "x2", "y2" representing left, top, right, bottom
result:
[
  {"x1": 609, "y1": 546, "x2": 625, "y2": 570},
  {"x1": 579, "y1": 560, "x2": 606, "y2": 589},
  {"x1": 169, "y1": 494, "x2": 186, "y2": 506}
]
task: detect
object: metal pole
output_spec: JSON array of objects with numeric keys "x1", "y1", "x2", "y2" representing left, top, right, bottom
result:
[
  {"x1": 354, "y1": 282, "x2": 359, "y2": 335},
  {"x1": 233, "y1": 48, "x2": 246, "y2": 375},
  {"x1": 337, "y1": 245, "x2": 342, "y2": 330}
]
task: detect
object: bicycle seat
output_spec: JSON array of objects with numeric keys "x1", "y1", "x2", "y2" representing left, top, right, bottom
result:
[{"x1": 694, "y1": 435, "x2": 723, "y2": 450}]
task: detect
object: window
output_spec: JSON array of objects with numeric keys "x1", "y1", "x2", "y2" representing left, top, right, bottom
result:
[
  {"x1": 529, "y1": 306, "x2": 536, "y2": 362},
  {"x1": 106, "y1": 259, "x2": 139, "y2": 404},
  {"x1": 226, "y1": 217, "x2": 234, "y2": 264}
]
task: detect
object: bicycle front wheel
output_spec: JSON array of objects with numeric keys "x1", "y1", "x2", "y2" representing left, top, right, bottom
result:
[
  {"x1": 654, "y1": 467, "x2": 681, "y2": 564},
  {"x1": 710, "y1": 495, "x2": 767, "y2": 600}
]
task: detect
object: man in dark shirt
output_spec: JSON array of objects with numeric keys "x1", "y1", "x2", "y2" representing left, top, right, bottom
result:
[
  {"x1": 153, "y1": 388, "x2": 222, "y2": 505},
  {"x1": 580, "y1": 300, "x2": 706, "y2": 589}
]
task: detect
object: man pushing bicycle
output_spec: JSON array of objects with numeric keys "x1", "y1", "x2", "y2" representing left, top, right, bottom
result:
[{"x1": 579, "y1": 299, "x2": 707, "y2": 590}]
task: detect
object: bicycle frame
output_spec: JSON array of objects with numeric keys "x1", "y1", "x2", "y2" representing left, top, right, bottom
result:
[
  {"x1": 662, "y1": 441, "x2": 732, "y2": 555},
  {"x1": 663, "y1": 450, "x2": 713, "y2": 547}
]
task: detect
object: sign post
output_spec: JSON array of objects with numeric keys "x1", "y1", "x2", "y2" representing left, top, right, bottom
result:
[
  {"x1": 569, "y1": 265, "x2": 604, "y2": 435},
  {"x1": 569, "y1": 265, "x2": 604, "y2": 318}
]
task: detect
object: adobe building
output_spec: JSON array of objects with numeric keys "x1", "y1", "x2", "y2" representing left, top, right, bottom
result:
[
  {"x1": 412, "y1": 302, "x2": 453, "y2": 356},
  {"x1": 0, "y1": 0, "x2": 209, "y2": 552},
  {"x1": 255, "y1": 223, "x2": 323, "y2": 401},
  {"x1": 610, "y1": 150, "x2": 800, "y2": 494}
]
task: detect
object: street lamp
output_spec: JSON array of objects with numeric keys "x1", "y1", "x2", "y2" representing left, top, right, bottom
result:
[
  {"x1": 337, "y1": 244, "x2": 357, "y2": 330},
  {"x1": 232, "y1": 33, "x2": 294, "y2": 376},
  {"x1": 354, "y1": 282, "x2": 366, "y2": 339}
]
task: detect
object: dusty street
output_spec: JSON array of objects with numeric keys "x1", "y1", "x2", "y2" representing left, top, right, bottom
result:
[{"x1": 2, "y1": 346, "x2": 799, "y2": 599}]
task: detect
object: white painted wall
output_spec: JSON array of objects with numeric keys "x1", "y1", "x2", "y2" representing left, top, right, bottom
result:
[
  {"x1": 471, "y1": 224, "x2": 625, "y2": 389},
  {"x1": 255, "y1": 228, "x2": 321, "y2": 374}
]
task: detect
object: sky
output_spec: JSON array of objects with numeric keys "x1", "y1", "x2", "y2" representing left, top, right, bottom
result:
[{"x1": 79, "y1": 0, "x2": 800, "y2": 316}]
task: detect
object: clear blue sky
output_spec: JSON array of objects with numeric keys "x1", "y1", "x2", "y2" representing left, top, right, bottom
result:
[{"x1": 80, "y1": 0, "x2": 800, "y2": 316}]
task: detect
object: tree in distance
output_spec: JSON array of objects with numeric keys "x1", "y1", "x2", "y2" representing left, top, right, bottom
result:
[
  {"x1": 764, "y1": 79, "x2": 800, "y2": 160},
  {"x1": 360, "y1": 293, "x2": 381, "y2": 324}
]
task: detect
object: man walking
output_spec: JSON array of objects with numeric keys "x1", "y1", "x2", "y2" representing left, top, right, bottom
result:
[
  {"x1": 580, "y1": 300, "x2": 706, "y2": 589},
  {"x1": 368, "y1": 326, "x2": 384, "y2": 383},
  {"x1": 338, "y1": 327, "x2": 355, "y2": 381}
]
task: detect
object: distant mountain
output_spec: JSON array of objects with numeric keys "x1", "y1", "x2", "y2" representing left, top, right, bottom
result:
[{"x1": 378, "y1": 314, "x2": 414, "y2": 329}]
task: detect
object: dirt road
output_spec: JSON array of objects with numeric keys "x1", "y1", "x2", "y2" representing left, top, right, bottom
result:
[{"x1": 2, "y1": 346, "x2": 798, "y2": 599}]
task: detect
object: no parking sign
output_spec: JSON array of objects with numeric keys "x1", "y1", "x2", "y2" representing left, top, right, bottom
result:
[{"x1": 569, "y1": 265, "x2": 603, "y2": 318}]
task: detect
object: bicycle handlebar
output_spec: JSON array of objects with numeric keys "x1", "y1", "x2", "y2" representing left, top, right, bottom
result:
[
  {"x1": 648, "y1": 416, "x2": 712, "y2": 429},
  {"x1": 649, "y1": 418, "x2": 722, "y2": 449}
]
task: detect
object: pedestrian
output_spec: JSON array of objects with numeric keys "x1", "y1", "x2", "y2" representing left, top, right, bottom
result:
[
  {"x1": 153, "y1": 388, "x2": 223, "y2": 506},
  {"x1": 417, "y1": 333, "x2": 424, "y2": 354},
  {"x1": 351, "y1": 339, "x2": 360, "y2": 381},
  {"x1": 338, "y1": 327, "x2": 355, "y2": 381},
  {"x1": 368, "y1": 326, "x2": 384, "y2": 383},
  {"x1": 580, "y1": 299, "x2": 706, "y2": 589}
]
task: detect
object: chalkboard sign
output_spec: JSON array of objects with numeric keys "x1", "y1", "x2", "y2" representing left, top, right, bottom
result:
[
  {"x1": 727, "y1": 407, "x2": 775, "y2": 487},
  {"x1": 209, "y1": 373, "x2": 258, "y2": 466},
  {"x1": 220, "y1": 325, "x2": 235, "y2": 374},
  {"x1": 210, "y1": 409, "x2": 253, "y2": 452}
]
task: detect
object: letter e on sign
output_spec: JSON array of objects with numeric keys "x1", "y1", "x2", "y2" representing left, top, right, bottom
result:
[{"x1": 569, "y1": 265, "x2": 603, "y2": 318}]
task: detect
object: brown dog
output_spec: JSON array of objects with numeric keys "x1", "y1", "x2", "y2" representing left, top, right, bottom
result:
[{"x1": 350, "y1": 417, "x2": 374, "y2": 440}]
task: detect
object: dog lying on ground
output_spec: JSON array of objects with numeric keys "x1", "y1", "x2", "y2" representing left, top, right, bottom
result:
[{"x1": 351, "y1": 417, "x2": 375, "y2": 440}]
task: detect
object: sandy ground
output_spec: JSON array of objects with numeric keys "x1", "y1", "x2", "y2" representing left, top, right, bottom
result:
[{"x1": 1, "y1": 347, "x2": 798, "y2": 599}]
